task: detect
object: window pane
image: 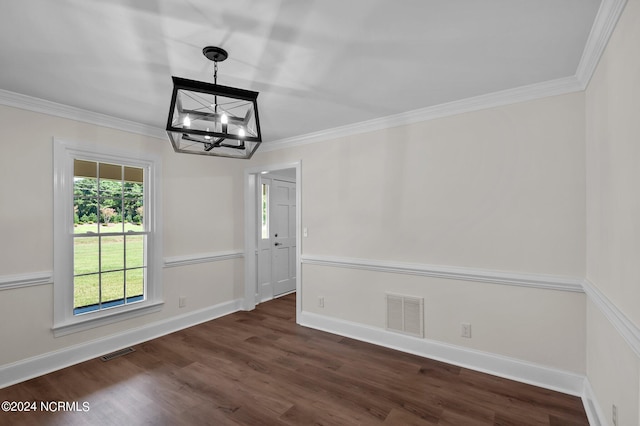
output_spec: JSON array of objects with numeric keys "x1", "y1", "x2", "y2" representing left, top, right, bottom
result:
[
  {"x1": 98, "y1": 163, "x2": 124, "y2": 233},
  {"x1": 126, "y1": 268, "x2": 145, "y2": 300},
  {"x1": 101, "y1": 271, "x2": 125, "y2": 304},
  {"x1": 74, "y1": 176, "x2": 98, "y2": 233},
  {"x1": 261, "y1": 183, "x2": 269, "y2": 239},
  {"x1": 74, "y1": 176, "x2": 98, "y2": 197},
  {"x1": 99, "y1": 198, "x2": 123, "y2": 233},
  {"x1": 124, "y1": 166, "x2": 143, "y2": 184},
  {"x1": 74, "y1": 159, "x2": 97, "y2": 179},
  {"x1": 99, "y1": 180, "x2": 122, "y2": 200},
  {"x1": 98, "y1": 163, "x2": 122, "y2": 182},
  {"x1": 74, "y1": 237, "x2": 99, "y2": 275},
  {"x1": 126, "y1": 235, "x2": 144, "y2": 268},
  {"x1": 123, "y1": 188, "x2": 143, "y2": 227},
  {"x1": 74, "y1": 273, "x2": 99, "y2": 309},
  {"x1": 101, "y1": 235, "x2": 124, "y2": 272}
]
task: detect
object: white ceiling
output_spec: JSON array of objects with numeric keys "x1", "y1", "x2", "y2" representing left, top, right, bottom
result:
[{"x1": 0, "y1": 0, "x2": 601, "y2": 143}]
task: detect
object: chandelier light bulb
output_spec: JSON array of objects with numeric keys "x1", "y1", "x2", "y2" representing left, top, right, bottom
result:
[
  {"x1": 183, "y1": 115, "x2": 191, "y2": 128},
  {"x1": 221, "y1": 113, "x2": 228, "y2": 133},
  {"x1": 238, "y1": 128, "x2": 246, "y2": 138}
]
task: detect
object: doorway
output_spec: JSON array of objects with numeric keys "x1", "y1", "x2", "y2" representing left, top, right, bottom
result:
[
  {"x1": 258, "y1": 170, "x2": 296, "y2": 300},
  {"x1": 244, "y1": 161, "x2": 301, "y2": 322}
]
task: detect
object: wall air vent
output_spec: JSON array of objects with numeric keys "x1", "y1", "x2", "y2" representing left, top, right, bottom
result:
[
  {"x1": 100, "y1": 347, "x2": 135, "y2": 362},
  {"x1": 386, "y1": 293, "x2": 424, "y2": 338}
]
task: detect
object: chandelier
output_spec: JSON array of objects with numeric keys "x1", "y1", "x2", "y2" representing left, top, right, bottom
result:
[{"x1": 166, "y1": 46, "x2": 262, "y2": 159}]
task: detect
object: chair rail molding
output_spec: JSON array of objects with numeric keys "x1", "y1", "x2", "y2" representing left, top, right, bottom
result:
[
  {"x1": 163, "y1": 250, "x2": 244, "y2": 268},
  {"x1": 301, "y1": 255, "x2": 584, "y2": 293},
  {"x1": 0, "y1": 271, "x2": 53, "y2": 291},
  {"x1": 582, "y1": 278, "x2": 640, "y2": 358}
]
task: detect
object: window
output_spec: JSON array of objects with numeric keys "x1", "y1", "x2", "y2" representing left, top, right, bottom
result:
[
  {"x1": 261, "y1": 183, "x2": 269, "y2": 239},
  {"x1": 73, "y1": 160, "x2": 145, "y2": 314},
  {"x1": 53, "y1": 138, "x2": 163, "y2": 336}
]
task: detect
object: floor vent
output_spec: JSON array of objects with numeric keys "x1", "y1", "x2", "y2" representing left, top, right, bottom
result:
[
  {"x1": 386, "y1": 293, "x2": 424, "y2": 338},
  {"x1": 100, "y1": 347, "x2": 135, "y2": 362}
]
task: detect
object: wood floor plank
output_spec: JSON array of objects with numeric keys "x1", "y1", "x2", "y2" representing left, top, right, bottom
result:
[{"x1": 0, "y1": 293, "x2": 588, "y2": 425}]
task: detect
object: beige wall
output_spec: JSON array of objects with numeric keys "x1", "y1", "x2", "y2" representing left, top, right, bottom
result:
[
  {"x1": 0, "y1": 106, "x2": 244, "y2": 366},
  {"x1": 253, "y1": 92, "x2": 587, "y2": 372},
  {"x1": 585, "y1": 0, "x2": 640, "y2": 423},
  {"x1": 0, "y1": 72, "x2": 589, "y2": 389},
  {"x1": 257, "y1": 93, "x2": 586, "y2": 275}
]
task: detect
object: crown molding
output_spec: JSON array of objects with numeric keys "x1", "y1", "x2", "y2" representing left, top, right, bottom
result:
[
  {"x1": 261, "y1": 76, "x2": 583, "y2": 153},
  {"x1": 575, "y1": 0, "x2": 628, "y2": 89},
  {"x1": 0, "y1": 88, "x2": 167, "y2": 140},
  {"x1": 583, "y1": 278, "x2": 640, "y2": 358},
  {"x1": 302, "y1": 255, "x2": 584, "y2": 293}
]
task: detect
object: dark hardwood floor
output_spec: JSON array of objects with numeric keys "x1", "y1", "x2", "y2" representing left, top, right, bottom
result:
[{"x1": 0, "y1": 294, "x2": 588, "y2": 425}]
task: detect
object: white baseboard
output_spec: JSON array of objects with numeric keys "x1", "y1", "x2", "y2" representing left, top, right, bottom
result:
[
  {"x1": 582, "y1": 379, "x2": 606, "y2": 426},
  {"x1": 0, "y1": 298, "x2": 243, "y2": 389},
  {"x1": 299, "y1": 311, "x2": 585, "y2": 397}
]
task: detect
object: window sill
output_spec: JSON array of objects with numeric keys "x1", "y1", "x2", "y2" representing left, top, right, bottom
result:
[{"x1": 52, "y1": 301, "x2": 164, "y2": 337}]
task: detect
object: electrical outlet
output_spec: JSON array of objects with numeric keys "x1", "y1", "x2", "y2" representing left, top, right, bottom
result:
[
  {"x1": 461, "y1": 322, "x2": 472, "y2": 338},
  {"x1": 318, "y1": 297, "x2": 324, "y2": 308},
  {"x1": 179, "y1": 296, "x2": 187, "y2": 308},
  {"x1": 612, "y1": 404, "x2": 618, "y2": 426}
]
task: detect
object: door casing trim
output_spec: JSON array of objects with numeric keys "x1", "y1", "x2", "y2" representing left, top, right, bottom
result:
[{"x1": 244, "y1": 161, "x2": 302, "y2": 323}]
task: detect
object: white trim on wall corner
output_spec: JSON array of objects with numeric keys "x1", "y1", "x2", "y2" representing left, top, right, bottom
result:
[
  {"x1": 0, "y1": 271, "x2": 53, "y2": 291},
  {"x1": 583, "y1": 278, "x2": 640, "y2": 358},
  {"x1": 0, "y1": 88, "x2": 167, "y2": 140},
  {"x1": 302, "y1": 255, "x2": 584, "y2": 293},
  {"x1": 0, "y1": 298, "x2": 243, "y2": 390},
  {"x1": 163, "y1": 250, "x2": 244, "y2": 268},
  {"x1": 299, "y1": 311, "x2": 585, "y2": 397}
]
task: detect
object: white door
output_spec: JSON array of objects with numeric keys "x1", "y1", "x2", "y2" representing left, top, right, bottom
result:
[{"x1": 271, "y1": 179, "x2": 296, "y2": 296}]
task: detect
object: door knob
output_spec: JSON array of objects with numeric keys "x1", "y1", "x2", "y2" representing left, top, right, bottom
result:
[{"x1": 274, "y1": 242, "x2": 281, "y2": 246}]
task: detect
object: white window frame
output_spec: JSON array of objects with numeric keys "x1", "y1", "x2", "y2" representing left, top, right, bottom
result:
[{"x1": 53, "y1": 137, "x2": 163, "y2": 337}]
